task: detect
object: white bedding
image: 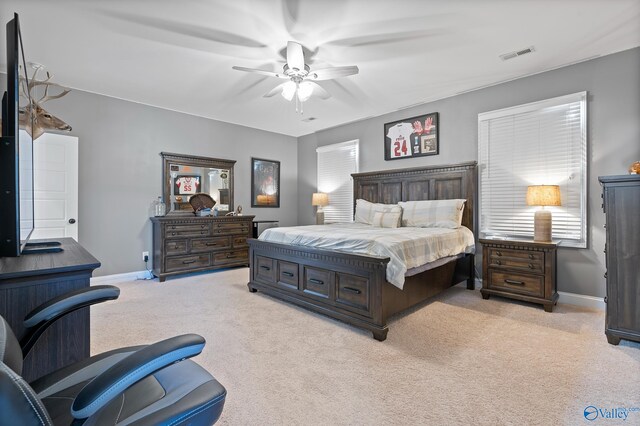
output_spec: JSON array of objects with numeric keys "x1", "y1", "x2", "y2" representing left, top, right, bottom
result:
[{"x1": 258, "y1": 223, "x2": 475, "y2": 289}]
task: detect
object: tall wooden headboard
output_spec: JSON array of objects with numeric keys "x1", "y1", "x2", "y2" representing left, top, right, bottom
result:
[{"x1": 352, "y1": 161, "x2": 477, "y2": 234}]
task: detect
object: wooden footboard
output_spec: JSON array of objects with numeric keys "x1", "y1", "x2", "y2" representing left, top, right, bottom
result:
[{"x1": 247, "y1": 239, "x2": 474, "y2": 341}]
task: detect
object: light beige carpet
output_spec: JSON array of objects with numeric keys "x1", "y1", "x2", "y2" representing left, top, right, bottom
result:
[{"x1": 91, "y1": 268, "x2": 640, "y2": 426}]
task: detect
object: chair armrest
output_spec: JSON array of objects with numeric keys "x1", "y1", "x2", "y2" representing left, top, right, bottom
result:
[
  {"x1": 71, "y1": 334, "x2": 206, "y2": 420},
  {"x1": 20, "y1": 285, "x2": 120, "y2": 356}
]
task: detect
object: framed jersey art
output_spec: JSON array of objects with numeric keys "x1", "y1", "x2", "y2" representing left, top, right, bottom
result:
[
  {"x1": 174, "y1": 175, "x2": 200, "y2": 195},
  {"x1": 384, "y1": 112, "x2": 439, "y2": 160}
]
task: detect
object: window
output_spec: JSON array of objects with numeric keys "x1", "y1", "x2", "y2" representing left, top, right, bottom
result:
[
  {"x1": 478, "y1": 92, "x2": 587, "y2": 247},
  {"x1": 317, "y1": 140, "x2": 359, "y2": 223}
]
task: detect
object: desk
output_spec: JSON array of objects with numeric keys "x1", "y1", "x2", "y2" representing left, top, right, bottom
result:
[
  {"x1": 252, "y1": 220, "x2": 279, "y2": 238},
  {"x1": 0, "y1": 238, "x2": 100, "y2": 381}
]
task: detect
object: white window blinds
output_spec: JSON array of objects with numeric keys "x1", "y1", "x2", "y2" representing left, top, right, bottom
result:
[
  {"x1": 478, "y1": 92, "x2": 587, "y2": 248},
  {"x1": 317, "y1": 140, "x2": 359, "y2": 223}
]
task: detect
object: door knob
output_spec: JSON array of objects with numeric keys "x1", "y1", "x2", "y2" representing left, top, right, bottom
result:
[{"x1": 68, "y1": 218, "x2": 76, "y2": 224}]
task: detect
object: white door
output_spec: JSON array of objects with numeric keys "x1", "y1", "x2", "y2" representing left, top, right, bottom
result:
[{"x1": 30, "y1": 133, "x2": 79, "y2": 240}]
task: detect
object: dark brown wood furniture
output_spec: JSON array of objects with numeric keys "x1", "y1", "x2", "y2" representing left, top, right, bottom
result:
[
  {"x1": 0, "y1": 238, "x2": 100, "y2": 382},
  {"x1": 599, "y1": 174, "x2": 640, "y2": 345},
  {"x1": 151, "y1": 215, "x2": 254, "y2": 282},
  {"x1": 480, "y1": 239, "x2": 558, "y2": 312},
  {"x1": 248, "y1": 162, "x2": 476, "y2": 341}
]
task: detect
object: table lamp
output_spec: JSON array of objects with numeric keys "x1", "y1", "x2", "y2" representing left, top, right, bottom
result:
[
  {"x1": 312, "y1": 192, "x2": 329, "y2": 225},
  {"x1": 526, "y1": 185, "x2": 561, "y2": 242}
]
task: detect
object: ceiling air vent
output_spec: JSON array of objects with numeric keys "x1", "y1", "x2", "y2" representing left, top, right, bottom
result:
[
  {"x1": 301, "y1": 117, "x2": 317, "y2": 122},
  {"x1": 499, "y1": 46, "x2": 535, "y2": 61}
]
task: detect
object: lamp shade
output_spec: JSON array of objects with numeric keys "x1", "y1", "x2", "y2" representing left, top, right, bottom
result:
[
  {"x1": 526, "y1": 185, "x2": 561, "y2": 207},
  {"x1": 312, "y1": 192, "x2": 329, "y2": 207}
]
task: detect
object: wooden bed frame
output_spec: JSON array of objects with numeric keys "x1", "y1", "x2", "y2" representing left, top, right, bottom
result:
[{"x1": 247, "y1": 161, "x2": 477, "y2": 341}]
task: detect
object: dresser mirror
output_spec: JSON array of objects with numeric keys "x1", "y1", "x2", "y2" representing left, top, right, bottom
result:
[{"x1": 161, "y1": 152, "x2": 235, "y2": 215}]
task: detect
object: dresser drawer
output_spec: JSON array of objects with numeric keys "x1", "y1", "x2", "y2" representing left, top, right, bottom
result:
[
  {"x1": 165, "y1": 240, "x2": 187, "y2": 255},
  {"x1": 232, "y1": 236, "x2": 248, "y2": 248},
  {"x1": 336, "y1": 273, "x2": 370, "y2": 315},
  {"x1": 166, "y1": 254, "x2": 210, "y2": 272},
  {"x1": 488, "y1": 270, "x2": 543, "y2": 297},
  {"x1": 212, "y1": 222, "x2": 250, "y2": 235},
  {"x1": 302, "y1": 267, "x2": 332, "y2": 299},
  {"x1": 277, "y1": 260, "x2": 299, "y2": 291},
  {"x1": 165, "y1": 223, "x2": 210, "y2": 238},
  {"x1": 191, "y1": 237, "x2": 230, "y2": 252},
  {"x1": 213, "y1": 250, "x2": 248, "y2": 266},
  {"x1": 254, "y1": 256, "x2": 276, "y2": 283}
]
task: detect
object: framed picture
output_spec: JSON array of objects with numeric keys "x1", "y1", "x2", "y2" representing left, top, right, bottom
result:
[
  {"x1": 384, "y1": 112, "x2": 439, "y2": 160},
  {"x1": 251, "y1": 158, "x2": 280, "y2": 207},
  {"x1": 173, "y1": 175, "x2": 201, "y2": 195}
]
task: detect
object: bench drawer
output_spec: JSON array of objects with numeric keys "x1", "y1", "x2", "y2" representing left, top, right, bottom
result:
[
  {"x1": 336, "y1": 273, "x2": 370, "y2": 315},
  {"x1": 302, "y1": 266, "x2": 332, "y2": 299}
]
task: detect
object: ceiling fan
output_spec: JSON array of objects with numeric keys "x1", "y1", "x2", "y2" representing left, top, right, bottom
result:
[{"x1": 232, "y1": 41, "x2": 359, "y2": 113}]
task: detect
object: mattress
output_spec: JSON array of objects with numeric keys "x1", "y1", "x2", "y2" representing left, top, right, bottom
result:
[{"x1": 258, "y1": 223, "x2": 475, "y2": 289}]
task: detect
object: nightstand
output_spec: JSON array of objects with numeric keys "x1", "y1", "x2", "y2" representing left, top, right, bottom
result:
[{"x1": 480, "y1": 238, "x2": 558, "y2": 312}]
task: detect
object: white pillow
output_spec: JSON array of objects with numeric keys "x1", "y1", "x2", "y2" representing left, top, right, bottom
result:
[
  {"x1": 371, "y1": 211, "x2": 402, "y2": 228},
  {"x1": 398, "y1": 199, "x2": 466, "y2": 228},
  {"x1": 354, "y1": 199, "x2": 402, "y2": 225}
]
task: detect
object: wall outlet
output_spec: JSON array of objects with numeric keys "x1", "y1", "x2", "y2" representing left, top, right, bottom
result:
[{"x1": 142, "y1": 251, "x2": 149, "y2": 262}]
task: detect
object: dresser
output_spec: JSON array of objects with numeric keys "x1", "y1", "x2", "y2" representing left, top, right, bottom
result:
[
  {"x1": 0, "y1": 238, "x2": 100, "y2": 381},
  {"x1": 151, "y1": 215, "x2": 254, "y2": 282},
  {"x1": 480, "y1": 239, "x2": 558, "y2": 312},
  {"x1": 599, "y1": 174, "x2": 640, "y2": 345}
]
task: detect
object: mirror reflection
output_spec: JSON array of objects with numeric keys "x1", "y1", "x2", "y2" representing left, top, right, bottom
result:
[
  {"x1": 161, "y1": 152, "x2": 235, "y2": 215},
  {"x1": 169, "y1": 164, "x2": 230, "y2": 212}
]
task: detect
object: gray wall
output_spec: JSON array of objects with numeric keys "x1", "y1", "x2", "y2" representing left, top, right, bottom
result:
[
  {"x1": 298, "y1": 47, "x2": 640, "y2": 298},
  {"x1": 1, "y1": 75, "x2": 298, "y2": 276}
]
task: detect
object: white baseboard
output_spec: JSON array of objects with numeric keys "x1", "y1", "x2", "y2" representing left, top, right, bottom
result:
[
  {"x1": 475, "y1": 278, "x2": 604, "y2": 311},
  {"x1": 558, "y1": 291, "x2": 605, "y2": 311},
  {"x1": 91, "y1": 270, "x2": 152, "y2": 284}
]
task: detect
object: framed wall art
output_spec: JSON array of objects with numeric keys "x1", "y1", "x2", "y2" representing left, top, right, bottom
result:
[
  {"x1": 251, "y1": 158, "x2": 280, "y2": 207},
  {"x1": 384, "y1": 112, "x2": 439, "y2": 160}
]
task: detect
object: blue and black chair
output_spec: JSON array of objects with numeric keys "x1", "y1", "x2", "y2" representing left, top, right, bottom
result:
[{"x1": 0, "y1": 285, "x2": 226, "y2": 425}]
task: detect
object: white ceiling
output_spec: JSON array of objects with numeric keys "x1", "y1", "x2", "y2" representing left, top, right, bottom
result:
[{"x1": 2, "y1": 0, "x2": 639, "y2": 137}]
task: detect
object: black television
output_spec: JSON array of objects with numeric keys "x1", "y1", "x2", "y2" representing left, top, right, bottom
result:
[{"x1": 0, "y1": 13, "x2": 35, "y2": 257}]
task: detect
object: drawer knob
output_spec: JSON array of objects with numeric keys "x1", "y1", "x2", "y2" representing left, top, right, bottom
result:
[
  {"x1": 495, "y1": 260, "x2": 502, "y2": 265},
  {"x1": 528, "y1": 263, "x2": 534, "y2": 269},
  {"x1": 260, "y1": 265, "x2": 271, "y2": 271},
  {"x1": 172, "y1": 232, "x2": 176, "y2": 236},
  {"x1": 504, "y1": 279, "x2": 525, "y2": 286},
  {"x1": 309, "y1": 278, "x2": 324, "y2": 285},
  {"x1": 496, "y1": 251, "x2": 502, "y2": 256},
  {"x1": 183, "y1": 259, "x2": 196, "y2": 264},
  {"x1": 343, "y1": 286, "x2": 361, "y2": 294},
  {"x1": 528, "y1": 254, "x2": 534, "y2": 260},
  {"x1": 282, "y1": 271, "x2": 294, "y2": 277}
]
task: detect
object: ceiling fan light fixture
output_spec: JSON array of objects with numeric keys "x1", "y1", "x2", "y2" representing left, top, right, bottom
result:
[
  {"x1": 281, "y1": 81, "x2": 297, "y2": 101},
  {"x1": 297, "y1": 81, "x2": 313, "y2": 102}
]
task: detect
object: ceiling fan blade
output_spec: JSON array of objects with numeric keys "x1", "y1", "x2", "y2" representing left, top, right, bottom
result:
[
  {"x1": 101, "y1": 11, "x2": 267, "y2": 48},
  {"x1": 232, "y1": 66, "x2": 287, "y2": 79},
  {"x1": 286, "y1": 41, "x2": 305, "y2": 71},
  {"x1": 263, "y1": 83, "x2": 289, "y2": 98},
  {"x1": 304, "y1": 81, "x2": 331, "y2": 100},
  {"x1": 306, "y1": 66, "x2": 359, "y2": 81}
]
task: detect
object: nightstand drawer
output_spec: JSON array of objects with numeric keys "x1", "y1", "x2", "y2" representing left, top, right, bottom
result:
[
  {"x1": 488, "y1": 270, "x2": 543, "y2": 297},
  {"x1": 489, "y1": 256, "x2": 543, "y2": 273},
  {"x1": 490, "y1": 247, "x2": 543, "y2": 262}
]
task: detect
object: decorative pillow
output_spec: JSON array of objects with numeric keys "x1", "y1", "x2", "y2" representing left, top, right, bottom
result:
[
  {"x1": 371, "y1": 211, "x2": 402, "y2": 228},
  {"x1": 355, "y1": 199, "x2": 402, "y2": 225},
  {"x1": 398, "y1": 199, "x2": 466, "y2": 228}
]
